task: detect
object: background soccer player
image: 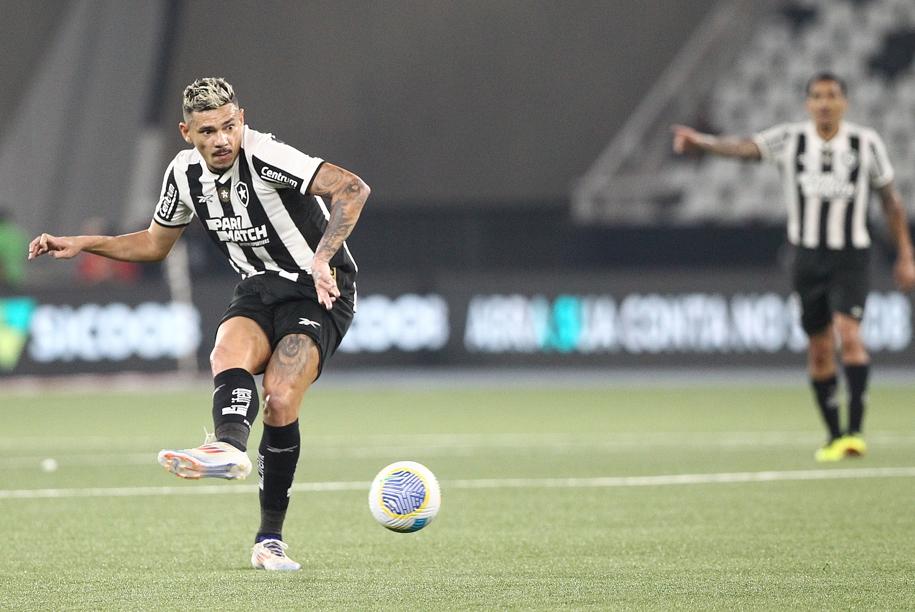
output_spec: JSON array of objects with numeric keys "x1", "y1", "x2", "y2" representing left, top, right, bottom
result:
[
  {"x1": 28, "y1": 77, "x2": 370, "y2": 570},
  {"x1": 671, "y1": 72, "x2": 915, "y2": 461}
]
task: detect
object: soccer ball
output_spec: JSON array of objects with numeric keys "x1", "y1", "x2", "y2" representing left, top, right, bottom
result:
[{"x1": 368, "y1": 461, "x2": 441, "y2": 532}]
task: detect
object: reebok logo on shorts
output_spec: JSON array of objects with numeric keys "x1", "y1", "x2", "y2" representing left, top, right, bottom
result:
[{"x1": 298, "y1": 318, "x2": 321, "y2": 328}]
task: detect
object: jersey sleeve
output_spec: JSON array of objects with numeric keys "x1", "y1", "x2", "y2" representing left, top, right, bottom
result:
[
  {"x1": 153, "y1": 159, "x2": 195, "y2": 227},
  {"x1": 752, "y1": 124, "x2": 791, "y2": 164},
  {"x1": 867, "y1": 130, "x2": 895, "y2": 189},
  {"x1": 250, "y1": 132, "x2": 324, "y2": 196}
]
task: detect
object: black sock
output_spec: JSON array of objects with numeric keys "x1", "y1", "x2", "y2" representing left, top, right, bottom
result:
[
  {"x1": 257, "y1": 421, "x2": 301, "y2": 540},
  {"x1": 811, "y1": 375, "x2": 842, "y2": 441},
  {"x1": 844, "y1": 363, "x2": 870, "y2": 435},
  {"x1": 212, "y1": 368, "x2": 259, "y2": 451}
]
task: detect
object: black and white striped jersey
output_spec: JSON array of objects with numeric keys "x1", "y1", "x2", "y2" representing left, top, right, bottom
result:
[
  {"x1": 153, "y1": 126, "x2": 357, "y2": 283},
  {"x1": 753, "y1": 121, "x2": 894, "y2": 250}
]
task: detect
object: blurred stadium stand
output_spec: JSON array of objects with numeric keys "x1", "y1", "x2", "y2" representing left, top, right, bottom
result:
[
  {"x1": 3, "y1": 1, "x2": 914, "y2": 376},
  {"x1": 575, "y1": 0, "x2": 915, "y2": 226},
  {"x1": 2, "y1": 0, "x2": 722, "y2": 283},
  {"x1": 3, "y1": 1, "x2": 913, "y2": 274}
]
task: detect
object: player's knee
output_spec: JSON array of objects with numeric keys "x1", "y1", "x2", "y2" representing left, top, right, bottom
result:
[
  {"x1": 209, "y1": 344, "x2": 232, "y2": 375},
  {"x1": 839, "y1": 332, "x2": 863, "y2": 350},
  {"x1": 262, "y1": 387, "x2": 301, "y2": 426},
  {"x1": 809, "y1": 352, "x2": 833, "y2": 373},
  {"x1": 835, "y1": 322, "x2": 865, "y2": 355},
  {"x1": 210, "y1": 341, "x2": 267, "y2": 375},
  {"x1": 807, "y1": 342, "x2": 834, "y2": 373},
  {"x1": 838, "y1": 333, "x2": 867, "y2": 360},
  {"x1": 836, "y1": 321, "x2": 860, "y2": 343}
]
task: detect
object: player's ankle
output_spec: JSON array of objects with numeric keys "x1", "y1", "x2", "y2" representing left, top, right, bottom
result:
[
  {"x1": 255, "y1": 532, "x2": 282, "y2": 543},
  {"x1": 215, "y1": 425, "x2": 248, "y2": 451}
]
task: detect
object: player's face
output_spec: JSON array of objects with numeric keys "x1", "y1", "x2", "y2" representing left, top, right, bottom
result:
[
  {"x1": 805, "y1": 80, "x2": 847, "y2": 129},
  {"x1": 179, "y1": 104, "x2": 245, "y2": 172}
]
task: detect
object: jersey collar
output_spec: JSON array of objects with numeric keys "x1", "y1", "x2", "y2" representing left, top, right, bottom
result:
[{"x1": 807, "y1": 120, "x2": 846, "y2": 145}]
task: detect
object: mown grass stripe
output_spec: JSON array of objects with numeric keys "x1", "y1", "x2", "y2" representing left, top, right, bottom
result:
[{"x1": 2, "y1": 466, "x2": 914, "y2": 499}]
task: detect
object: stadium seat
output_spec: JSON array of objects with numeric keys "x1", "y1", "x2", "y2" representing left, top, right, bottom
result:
[
  {"x1": 674, "y1": 0, "x2": 915, "y2": 222},
  {"x1": 577, "y1": 0, "x2": 915, "y2": 224}
]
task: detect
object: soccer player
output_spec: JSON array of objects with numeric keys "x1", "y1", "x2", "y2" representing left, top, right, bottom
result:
[
  {"x1": 672, "y1": 73, "x2": 915, "y2": 462},
  {"x1": 28, "y1": 77, "x2": 370, "y2": 570}
]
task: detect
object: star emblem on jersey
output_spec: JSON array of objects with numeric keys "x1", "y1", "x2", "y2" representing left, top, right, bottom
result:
[
  {"x1": 235, "y1": 183, "x2": 249, "y2": 207},
  {"x1": 298, "y1": 318, "x2": 321, "y2": 328},
  {"x1": 218, "y1": 188, "x2": 231, "y2": 204}
]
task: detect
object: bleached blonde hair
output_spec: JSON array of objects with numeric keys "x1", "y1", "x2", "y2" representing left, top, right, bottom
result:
[{"x1": 182, "y1": 77, "x2": 237, "y2": 120}]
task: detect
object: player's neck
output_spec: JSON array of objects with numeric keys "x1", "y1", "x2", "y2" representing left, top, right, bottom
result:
[{"x1": 815, "y1": 121, "x2": 840, "y2": 141}]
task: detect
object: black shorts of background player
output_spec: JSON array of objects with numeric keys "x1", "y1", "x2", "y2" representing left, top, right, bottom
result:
[
  {"x1": 672, "y1": 72, "x2": 915, "y2": 461},
  {"x1": 28, "y1": 77, "x2": 370, "y2": 570}
]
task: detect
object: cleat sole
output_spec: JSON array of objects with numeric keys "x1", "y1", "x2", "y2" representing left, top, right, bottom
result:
[
  {"x1": 158, "y1": 451, "x2": 205, "y2": 479},
  {"x1": 157, "y1": 450, "x2": 251, "y2": 480}
]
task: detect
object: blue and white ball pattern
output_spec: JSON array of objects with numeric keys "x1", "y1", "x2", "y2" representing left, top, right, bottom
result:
[{"x1": 369, "y1": 461, "x2": 441, "y2": 532}]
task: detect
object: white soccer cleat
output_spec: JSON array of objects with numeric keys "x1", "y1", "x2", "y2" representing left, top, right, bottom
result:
[
  {"x1": 251, "y1": 539, "x2": 301, "y2": 571},
  {"x1": 157, "y1": 434, "x2": 252, "y2": 480}
]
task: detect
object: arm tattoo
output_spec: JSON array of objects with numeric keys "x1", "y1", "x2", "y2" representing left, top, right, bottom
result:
[{"x1": 311, "y1": 164, "x2": 369, "y2": 261}]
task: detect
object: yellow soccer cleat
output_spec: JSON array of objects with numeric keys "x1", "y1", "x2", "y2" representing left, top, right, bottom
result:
[
  {"x1": 841, "y1": 434, "x2": 867, "y2": 457},
  {"x1": 814, "y1": 438, "x2": 846, "y2": 462}
]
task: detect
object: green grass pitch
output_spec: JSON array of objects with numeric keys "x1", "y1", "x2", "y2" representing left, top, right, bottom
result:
[{"x1": 2, "y1": 381, "x2": 914, "y2": 610}]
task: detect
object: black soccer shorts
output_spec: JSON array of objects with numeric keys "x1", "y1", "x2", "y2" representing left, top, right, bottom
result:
[
  {"x1": 219, "y1": 273, "x2": 355, "y2": 377},
  {"x1": 791, "y1": 246, "x2": 870, "y2": 335}
]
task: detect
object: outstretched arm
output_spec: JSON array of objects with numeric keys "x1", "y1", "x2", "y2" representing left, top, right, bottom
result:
[
  {"x1": 28, "y1": 220, "x2": 185, "y2": 263},
  {"x1": 877, "y1": 183, "x2": 915, "y2": 290},
  {"x1": 671, "y1": 124, "x2": 762, "y2": 160},
  {"x1": 307, "y1": 162, "x2": 371, "y2": 309}
]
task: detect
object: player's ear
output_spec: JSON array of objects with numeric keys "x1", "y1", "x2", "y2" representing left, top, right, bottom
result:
[{"x1": 178, "y1": 122, "x2": 192, "y2": 144}]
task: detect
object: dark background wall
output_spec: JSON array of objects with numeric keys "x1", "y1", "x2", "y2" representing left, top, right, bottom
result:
[
  {"x1": 168, "y1": 0, "x2": 723, "y2": 273},
  {"x1": 0, "y1": 2, "x2": 62, "y2": 121},
  {"x1": 3, "y1": 0, "x2": 780, "y2": 282},
  {"x1": 164, "y1": 1, "x2": 717, "y2": 205}
]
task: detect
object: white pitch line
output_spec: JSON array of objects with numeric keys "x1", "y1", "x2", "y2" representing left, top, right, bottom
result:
[
  {"x1": 2, "y1": 467, "x2": 915, "y2": 500},
  {"x1": 448, "y1": 467, "x2": 915, "y2": 488},
  {"x1": 4, "y1": 432, "x2": 915, "y2": 468},
  {"x1": 4, "y1": 432, "x2": 915, "y2": 457},
  {"x1": 0, "y1": 431, "x2": 822, "y2": 450}
]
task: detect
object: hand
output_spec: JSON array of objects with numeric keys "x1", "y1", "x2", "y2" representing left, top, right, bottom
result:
[
  {"x1": 894, "y1": 254, "x2": 915, "y2": 291},
  {"x1": 671, "y1": 124, "x2": 709, "y2": 155},
  {"x1": 27, "y1": 233, "x2": 82, "y2": 260},
  {"x1": 311, "y1": 258, "x2": 340, "y2": 310}
]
